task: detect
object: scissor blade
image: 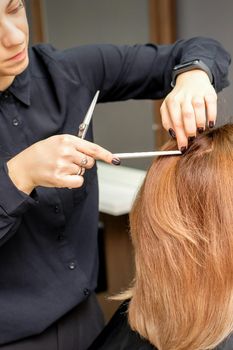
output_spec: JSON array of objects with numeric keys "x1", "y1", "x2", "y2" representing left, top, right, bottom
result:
[
  {"x1": 83, "y1": 90, "x2": 100, "y2": 125},
  {"x1": 78, "y1": 90, "x2": 100, "y2": 139},
  {"x1": 114, "y1": 150, "x2": 182, "y2": 159}
]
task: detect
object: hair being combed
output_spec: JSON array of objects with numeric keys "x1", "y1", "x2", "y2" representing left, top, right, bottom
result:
[{"x1": 127, "y1": 124, "x2": 233, "y2": 350}]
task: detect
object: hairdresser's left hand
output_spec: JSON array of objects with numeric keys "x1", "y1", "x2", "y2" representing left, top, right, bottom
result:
[{"x1": 160, "y1": 70, "x2": 217, "y2": 151}]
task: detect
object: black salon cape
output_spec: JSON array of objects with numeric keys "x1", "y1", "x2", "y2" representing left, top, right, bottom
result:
[
  {"x1": 88, "y1": 301, "x2": 155, "y2": 350},
  {"x1": 88, "y1": 301, "x2": 233, "y2": 350}
]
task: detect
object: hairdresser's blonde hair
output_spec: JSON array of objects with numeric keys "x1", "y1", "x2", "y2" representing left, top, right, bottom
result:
[{"x1": 127, "y1": 124, "x2": 233, "y2": 350}]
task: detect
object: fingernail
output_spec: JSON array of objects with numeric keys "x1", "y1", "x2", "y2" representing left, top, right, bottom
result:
[
  {"x1": 112, "y1": 157, "x2": 121, "y2": 166},
  {"x1": 188, "y1": 136, "x2": 195, "y2": 142},
  {"x1": 197, "y1": 127, "x2": 204, "y2": 134},
  {"x1": 180, "y1": 146, "x2": 187, "y2": 154},
  {"x1": 209, "y1": 121, "x2": 215, "y2": 128},
  {"x1": 168, "y1": 128, "x2": 176, "y2": 139}
]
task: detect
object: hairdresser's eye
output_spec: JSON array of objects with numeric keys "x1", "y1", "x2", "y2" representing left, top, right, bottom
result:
[{"x1": 8, "y1": 0, "x2": 24, "y2": 14}]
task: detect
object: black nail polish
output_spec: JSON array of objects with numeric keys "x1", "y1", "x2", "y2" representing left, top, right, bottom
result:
[
  {"x1": 197, "y1": 127, "x2": 204, "y2": 134},
  {"x1": 168, "y1": 128, "x2": 176, "y2": 139},
  {"x1": 188, "y1": 136, "x2": 195, "y2": 142},
  {"x1": 180, "y1": 146, "x2": 187, "y2": 154},
  {"x1": 209, "y1": 121, "x2": 215, "y2": 128},
  {"x1": 112, "y1": 158, "x2": 121, "y2": 166}
]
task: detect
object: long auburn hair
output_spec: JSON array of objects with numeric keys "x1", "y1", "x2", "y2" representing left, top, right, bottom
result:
[{"x1": 127, "y1": 124, "x2": 233, "y2": 350}]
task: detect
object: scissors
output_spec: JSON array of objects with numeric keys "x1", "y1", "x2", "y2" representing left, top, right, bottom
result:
[
  {"x1": 77, "y1": 90, "x2": 181, "y2": 158},
  {"x1": 78, "y1": 90, "x2": 100, "y2": 139}
]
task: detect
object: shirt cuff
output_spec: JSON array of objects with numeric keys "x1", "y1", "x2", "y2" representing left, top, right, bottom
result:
[{"x1": 0, "y1": 162, "x2": 37, "y2": 216}]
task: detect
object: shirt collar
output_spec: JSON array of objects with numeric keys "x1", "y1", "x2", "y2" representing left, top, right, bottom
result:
[{"x1": 9, "y1": 67, "x2": 31, "y2": 106}]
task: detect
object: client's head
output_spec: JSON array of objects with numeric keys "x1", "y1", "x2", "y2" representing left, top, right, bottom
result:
[{"x1": 128, "y1": 124, "x2": 233, "y2": 350}]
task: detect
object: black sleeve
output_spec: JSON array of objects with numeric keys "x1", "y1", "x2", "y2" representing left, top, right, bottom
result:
[
  {"x1": 0, "y1": 161, "x2": 37, "y2": 246},
  {"x1": 59, "y1": 37, "x2": 231, "y2": 102}
]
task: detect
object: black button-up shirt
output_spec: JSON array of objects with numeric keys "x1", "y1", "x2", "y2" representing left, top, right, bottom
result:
[{"x1": 0, "y1": 38, "x2": 230, "y2": 344}]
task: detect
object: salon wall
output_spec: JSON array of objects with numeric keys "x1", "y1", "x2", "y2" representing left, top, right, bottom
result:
[
  {"x1": 176, "y1": 0, "x2": 233, "y2": 125},
  {"x1": 42, "y1": 0, "x2": 154, "y2": 170}
]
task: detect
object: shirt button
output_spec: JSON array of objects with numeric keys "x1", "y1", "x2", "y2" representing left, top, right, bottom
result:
[
  {"x1": 83, "y1": 288, "x2": 90, "y2": 296},
  {"x1": 68, "y1": 261, "x2": 77, "y2": 270},
  {"x1": 54, "y1": 205, "x2": 60, "y2": 213},
  {"x1": 3, "y1": 91, "x2": 10, "y2": 99},
  {"x1": 57, "y1": 234, "x2": 65, "y2": 241},
  {"x1": 12, "y1": 118, "x2": 19, "y2": 126}
]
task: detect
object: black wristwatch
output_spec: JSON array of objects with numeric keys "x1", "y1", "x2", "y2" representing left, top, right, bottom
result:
[{"x1": 171, "y1": 59, "x2": 213, "y2": 88}]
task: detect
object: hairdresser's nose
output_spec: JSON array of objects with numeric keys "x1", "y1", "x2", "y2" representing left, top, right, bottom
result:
[{"x1": 1, "y1": 20, "x2": 25, "y2": 48}]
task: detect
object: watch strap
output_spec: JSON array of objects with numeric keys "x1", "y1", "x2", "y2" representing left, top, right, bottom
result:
[{"x1": 171, "y1": 59, "x2": 213, "y2": 88}]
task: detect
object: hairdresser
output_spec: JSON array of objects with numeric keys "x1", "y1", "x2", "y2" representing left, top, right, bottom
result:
[{"x1": 0, "y1": 0, "x2": 230, "y2": 349}]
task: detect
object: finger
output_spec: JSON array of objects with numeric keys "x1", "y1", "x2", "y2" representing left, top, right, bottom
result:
[
  {"x1": 204, "y1": 93, "x2": 217, "y2": 128},
  {"x1": 79, "y1": 167, "x2": 85, "y2": 176},
  {"x1": 192, "y1": 96, "x2": 206, "y2": 133},
  {"x1": 73, "y1": 166, "x2": 85, "y2": 176},
  {"x1": 72, "y1": 152, "x2": 95, "y2": 169},
  {"x1": 160, "y1": 101, "x2": 176, "y2": 139},
  {"x1": 71, "y1": 136, "x2": 114, "y2": 164},
  {"x1": 181, "y1": 100, "x2": 197, "y2": 139},
  {"x1": 54, "y1": 172, "x2": 85, "y2": 188},
  {"x1": 63, "y1": 174, "x2": 85, "y2": 188},
  {"x1": 62, "y1": 163, "x2": 83, "y2": 176},
  {"x1": 166, "y1": 98, "x2": 188, "y2": 151},
  {"x1": 80, "y1": 157, "x2": 88, "y2": 166}
]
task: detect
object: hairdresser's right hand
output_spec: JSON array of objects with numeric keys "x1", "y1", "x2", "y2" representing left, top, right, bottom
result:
[{"x1": 7, "y1": 134, "x2": 115, "y2": 195}]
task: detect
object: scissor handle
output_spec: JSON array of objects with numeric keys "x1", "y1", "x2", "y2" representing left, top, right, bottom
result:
[{"x1": 78, "y1": 123, "x2": 86, "y2": 138}]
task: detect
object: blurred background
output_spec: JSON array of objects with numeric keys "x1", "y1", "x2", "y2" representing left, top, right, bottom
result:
[{"x1": 26, "y1": 0, "x2": 233, "y2": 170}]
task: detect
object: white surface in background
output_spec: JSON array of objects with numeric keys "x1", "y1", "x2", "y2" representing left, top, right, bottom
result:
[{"x1": 97, "y1": 162, "x2": 146, "y2": 216}]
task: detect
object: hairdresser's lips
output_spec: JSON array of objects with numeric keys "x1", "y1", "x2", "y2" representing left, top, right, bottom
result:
[{"x1": 7, "y1": 48, "x2": 27, "y2": 62}]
